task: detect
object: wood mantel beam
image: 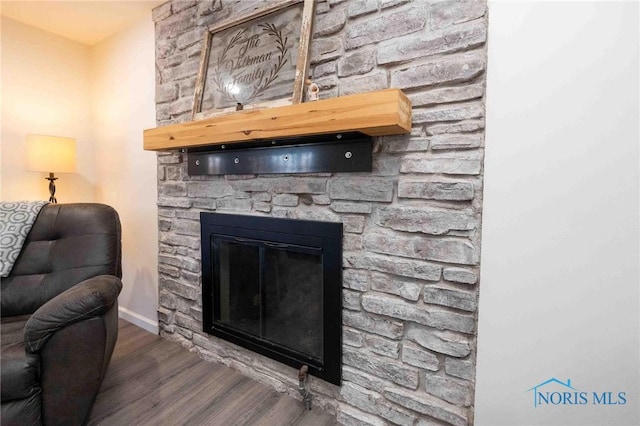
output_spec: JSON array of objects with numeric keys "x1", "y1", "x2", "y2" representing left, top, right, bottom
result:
[{"x1": 143, "y1": 89, "x2": 412, "y2": 151}]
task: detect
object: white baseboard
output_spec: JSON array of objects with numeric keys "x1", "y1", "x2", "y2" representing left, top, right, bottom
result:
[{"x1": 118, "y1": 307, "x2": 159, "y2": 335}]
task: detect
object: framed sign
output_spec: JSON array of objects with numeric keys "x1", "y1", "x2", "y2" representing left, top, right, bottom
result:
[{"x1": 192, "y1": 0, "x2": 315, "y2": 120}]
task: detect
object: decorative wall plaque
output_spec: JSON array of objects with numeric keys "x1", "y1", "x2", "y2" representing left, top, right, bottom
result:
[{"x1": 192, "y1": 0, "x2": 315, "y2": 120}]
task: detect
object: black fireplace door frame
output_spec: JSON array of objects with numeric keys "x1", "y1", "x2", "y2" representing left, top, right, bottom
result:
[{"x1": 201, "y1": 213, "x2": 342, "y2": 385}]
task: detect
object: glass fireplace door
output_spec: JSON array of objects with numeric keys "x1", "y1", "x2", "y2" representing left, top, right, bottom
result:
[{"x1": 213, "y1": 236, "x2": 323, "y2": 364}]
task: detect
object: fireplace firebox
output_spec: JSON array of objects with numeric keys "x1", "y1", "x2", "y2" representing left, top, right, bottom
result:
[{"x1": 200, "y1": 213, "x2": 342, "y2": 385}]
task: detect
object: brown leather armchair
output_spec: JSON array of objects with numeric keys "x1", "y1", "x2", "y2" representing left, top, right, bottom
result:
[{"x1": 1, "y1": 203, "x2": 123, "y2": 426}]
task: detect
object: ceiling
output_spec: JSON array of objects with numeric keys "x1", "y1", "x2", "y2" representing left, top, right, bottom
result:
[{"x1": 1, "y1": 0, "x2": 166, "y2": 45}]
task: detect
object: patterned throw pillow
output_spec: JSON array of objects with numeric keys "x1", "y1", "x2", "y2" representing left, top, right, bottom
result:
[{"x1": 0, "y1": 201, "x2": 48, "y2": 277}]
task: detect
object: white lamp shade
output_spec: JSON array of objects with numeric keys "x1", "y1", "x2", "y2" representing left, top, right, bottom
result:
[{"x1": 26, "y1": 134, "x2": 77, "y2": 173}]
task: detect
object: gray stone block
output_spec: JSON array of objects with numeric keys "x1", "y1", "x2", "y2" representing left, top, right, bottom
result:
[
  {"x1": 384, "y1": 136, "x2": 430, "y2": 153},
  {"x1": 344, "y1": 289, "x2": 362, "y2": 311},
  {"x1": 424, "y1": 286, "x2": 477, "y2": 312},
  {"x1": 426, "y1": 119, "x2": 485, "y2": 136},
  {"x1": 365, "y1": 232, "x2": 480, "y2": 265},
  {"x1": 413, "y1": 101, "x2": 485, "y2": 124},
  {"x1": 157, "y1": 152, "x2": 182, "y2": 164},
  {"x1": 340, "y1": 72, "x2": 388, "y2": 97},
  {"x1": 310, "y1": 37, "x2": 344, "y2": 64},
  {"x1": 347, "y1": 0, "x2": 379, "y2": 18},
  {"x1": 344, "y1": 328, "x2": 365, "y2": 347},
  {"x1": 356, "y1": 253, "x2": 442, "y2": 282},
  {"x1": 314, "y1": 60, "x2": 337, "y2": 78},
  {"x1": 272, "y1": 193, "x2": 299, "y2": 207},
  {"x1": 383, "y1": 387, "x2": 468, "y2": 426},
  {"x1": 315, "y1": 9, "x2": 347, "y2": 36},
  {"x1": 272, "y1": 178, "x2": 327, "y2": 194},
  {"x1": 331, "y1": 202, "x2": 373, "y2": 214},
  {"x1": 159, "y1": 182, "x2": 187, "y2": 197},
  {"x1": 315, "y1": 75, "x2": 338, "y2": 90},
  {"x1": 157, "y1": 197, "x2": 191, "y2": 208},
  {"x1": 401, "y1": 151, "x2": 482, "y2": 176},
  {"x1": 159, "y1": 233, "x2": 200, "y2": 250},
  {"x1": 338, "y1": 49, "x2": 376, "y2": 77},
  {"x1": 159, "y1": 254, "x2": 200, "y2": 273},
  {"x1": 361, "y1": 293, "x2": 430, "y2": 325},
  {"x1": 156, "y1": 82, "x2": 179, "y2": 103},
  {"x1": 343, "y1": 216, "x2": 366, "y2": 234},
  {"x1": 391, "y1": 53, "x2": 485, "y2": 90},
  {"x1": 443, "y1": 267, "x2": 478, "y2": 285},
  {"x1": 343, "y1": 366, "x2": 391, "y2": 393},
  {"x1": 398, "y1": 179, "x2": 475, "y2": 201},
  {"x1": 409, "y1": 83, "x2": 485, "y2": 107},
  {"x1": 401, "y1": 342, "x2": 440, "y2": 371},
  {"x1": 366, "y1": 335, "x2": 400, "y2": 359},
  {"x1": 152, "y1": 2, "x2": 172, "y2": 22},
  {"x1": 160, "y1": 278, "x2": 198, "y2": 300},
  {"x1": 172, "y1": 0, "x2": 197, "y2": 13},
  {"x1": 430, "y1": 134, "x2": 483, "y2": 150},
  {"x1": 312, "y1": 194, "x2": 331, "y2": 205},
  {"x1": 253, "y1": 202, "x2": 271, "y2": 213},
  {"x1": 343, "y1": 310, "x2": 404, "y2": 339},
  {"x1": 344, "y1": 234, "x2": 364, "y2": 251},
  {"x1": 424, "y1": 374, "x2": 473, "y2": 406},
  {"x1": 229, "y1": 179, "x2": 269, "y2": 192},
  {"x1": 376, "y1": 205, "x2": 477, "y2": 235},
  {"x1": 190, "y1": 198, "x2": 216, "y2": 210},
  {"x1": 176, "y1": 28, "x2": 202, "y2": 50},
  {"x1": 337, "y1": 405, "x2": 385, "y2": 426},
  {"x1": 330, "y1": 178, "x2": 393, "y2": 202},
  {"x1": 343, "y1": 347, "x2": 419, "y2": 389},
  {"x1": 341, "y1": 382, "x2": 381, "y2": 414},
  {"x1": 251, "y1": 192, "x2": 271, "y2": 202},
  {"x1": 408, "y1": 328, "x2": 471, "y2": 357},
  {"x1": 378, "y1": 402, "x2": 416, "y2": 426},
  {"x1": 378, "y1": 20, "x2": 486, "y2": 65},
  {"x1": 197, "y1": 0, "x2": 222, "y2": 17},
  {"x1": 445, "y1": 358, "x2": 475, "y2": 381},
  {"x1": 371, "y1": 154, "x2": 400, "y2": 176},
  {"x1": 362, "y1": 293, "x2": 475, "y2": 334},
  {"x1": 370, "y1": 273, "x2": 422, "y2": 301},
  {"x1": 343, "y1": 269, "x2": 370, "y2": 291},
  {"x1": 216, "y1": 198, "x2": 252, "y2": 211},
  {"x1": 187, "y1": 182, "x2": 233, "y2": 198},
  {"x1": 172, "y1": 219, "x2": 199, "y2": 236},
  {"x1": 381, "y1": 0, "x2": 410, "y2": 9},
  {"x1": 430, "y1": 0, "x2": 486, "y2": 30},
  {"x1": 346, "y1": 6, "x2": 426, "y2": 49}
]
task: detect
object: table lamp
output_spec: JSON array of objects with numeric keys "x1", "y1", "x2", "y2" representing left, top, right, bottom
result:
[{"x1": 26, "y1": 134, "x2": 77, "y2": 203}]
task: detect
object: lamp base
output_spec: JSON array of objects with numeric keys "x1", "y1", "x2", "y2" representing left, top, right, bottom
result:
[{"x1": 45, "y1": 173, "x2": 58, "y2": 203}]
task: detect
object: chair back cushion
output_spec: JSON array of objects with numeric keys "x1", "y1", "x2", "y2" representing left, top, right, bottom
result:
[{"x1": 1, "y1": 203, "x2": 122, "y2": 317}]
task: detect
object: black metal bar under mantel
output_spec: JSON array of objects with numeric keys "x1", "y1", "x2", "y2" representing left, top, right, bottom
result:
[{"x1": 186, "y1": 132, "x2": 372, "y2": 175}]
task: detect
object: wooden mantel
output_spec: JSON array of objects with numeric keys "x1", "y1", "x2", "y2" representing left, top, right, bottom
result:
[{"x1": 143, "y1": 89, "x2": 411, "y2": 151}]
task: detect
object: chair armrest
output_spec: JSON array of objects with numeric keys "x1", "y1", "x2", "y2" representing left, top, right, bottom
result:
[{"x1": 24, "y1": 275, "x2": 122, "y2": 353}]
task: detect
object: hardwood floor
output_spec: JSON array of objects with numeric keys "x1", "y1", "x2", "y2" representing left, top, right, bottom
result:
[{"x1": 89, "y1": 320, "x2": 339, "y2": 426}]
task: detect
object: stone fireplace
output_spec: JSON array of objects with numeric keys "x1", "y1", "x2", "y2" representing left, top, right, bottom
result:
[
  {"x1": 200, "y1": 212, "x2": 343, "y2": 385},
  {"x1": 152, "y1": 0, "x2": 487, "y2": 424}
]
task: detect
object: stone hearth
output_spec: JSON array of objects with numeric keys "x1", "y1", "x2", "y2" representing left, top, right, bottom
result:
[{"x1": 153, "y1": 0, "x2": 487, "y2": 424}]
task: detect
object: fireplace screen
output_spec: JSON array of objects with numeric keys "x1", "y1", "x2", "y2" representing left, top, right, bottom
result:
[{"x1": 201, "y1": 213, "x2": 342, "y2": 385}]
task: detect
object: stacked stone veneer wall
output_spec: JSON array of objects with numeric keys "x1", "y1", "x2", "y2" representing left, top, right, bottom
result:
[{"x1": 152, "y1": 0, "x2": 487, "y2": 425}]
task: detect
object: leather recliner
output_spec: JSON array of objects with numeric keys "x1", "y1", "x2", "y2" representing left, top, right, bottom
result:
[{"x1": 1, "y1": 203, "x2": 123, "y2": 426}]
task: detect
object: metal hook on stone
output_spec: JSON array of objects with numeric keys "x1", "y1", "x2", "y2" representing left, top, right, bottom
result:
[{"x1": 298, "y1": 365, "x2": 312, "y2": 410}]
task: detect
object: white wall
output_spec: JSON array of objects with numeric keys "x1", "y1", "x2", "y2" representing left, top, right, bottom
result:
[
  {"x1": 1, "y1": 17, "x2": 95, "y2": 202},
  {"x1": 1, "y1": 15, "x2": 159, "y2": 333},
  {"x1": 91, "y1": 14, "x2": 158, "y2": 333},
  {"x1": 476, "y1": 2, "x2": 639, "y2": 425}
]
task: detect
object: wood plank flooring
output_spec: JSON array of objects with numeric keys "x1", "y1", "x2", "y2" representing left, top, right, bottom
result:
[{"x1": 89, "y1": 320, "x2": 339, "y2": 426}]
